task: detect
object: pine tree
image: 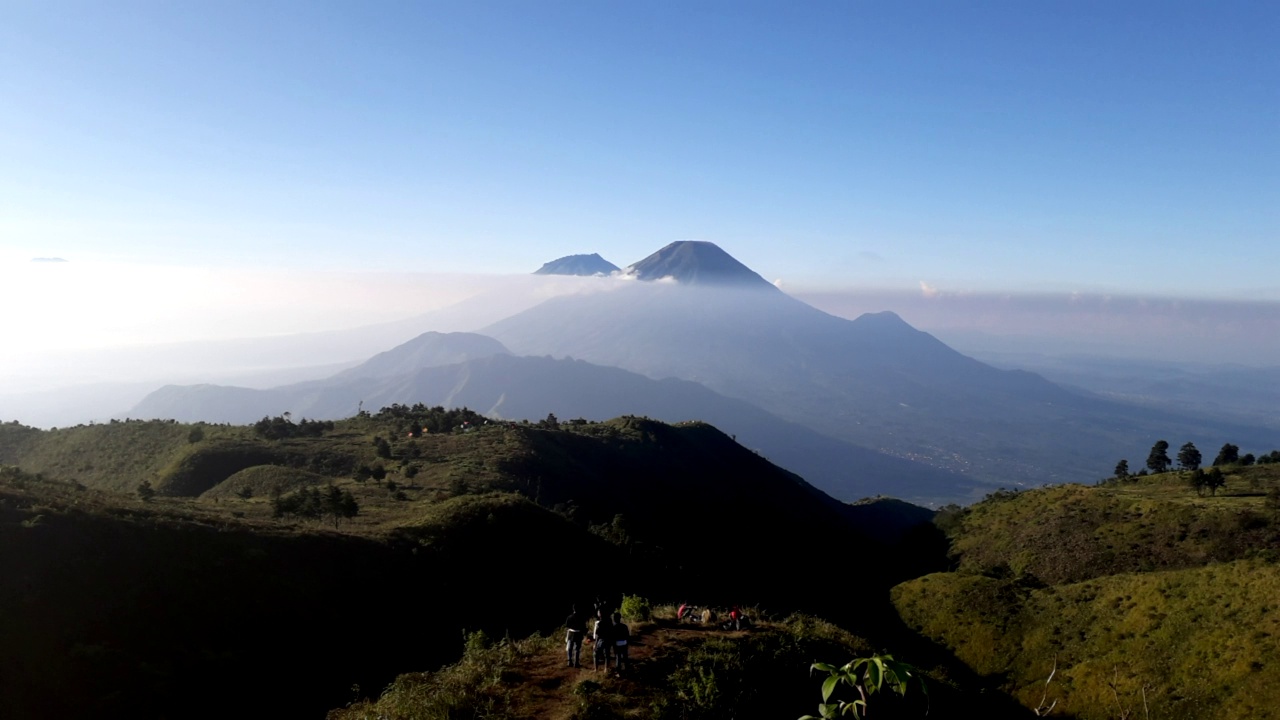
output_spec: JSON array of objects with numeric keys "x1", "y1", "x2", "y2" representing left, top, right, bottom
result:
[
  {"x1": 1177, "y1": 442, "x2": 1202, "y2": 472},
  {"x1": 1146, "y1": 440, "x2": 1171, "y2": 474},
  {"x1": 1213, "y1": 443, "x2": 1240, "y2": 467}
]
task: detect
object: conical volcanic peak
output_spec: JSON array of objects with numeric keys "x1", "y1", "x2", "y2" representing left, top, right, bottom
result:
[
  {"x1": 534, "y1": 253, "x2": 620, "y2": 276},
  {"x1": 624, "y1": 241, "x2": 776, "y2": 288}
]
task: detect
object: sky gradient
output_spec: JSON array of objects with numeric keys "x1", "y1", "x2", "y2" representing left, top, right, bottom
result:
[{"x1": 2, "y1": 1, "x2": 1277, "y2": 370}]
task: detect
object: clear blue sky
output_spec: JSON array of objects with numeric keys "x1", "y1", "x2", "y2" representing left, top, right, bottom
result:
[{"x1": 2, "y1": 0, "x2": 1277, "y2": 298}]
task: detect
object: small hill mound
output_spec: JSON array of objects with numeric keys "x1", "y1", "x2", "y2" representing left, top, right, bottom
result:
[
  {"x1": 623, "y1": 240, "x2": 776, "y2": 288},
  {"x1": 534, "y1": 253, "x2": 620, "y2": 276},
  {"x1": 200, "y1": 464, "x2": 329, "y2": 500},
  {"x1": 156, "y1": 441, "x2": 290, "y2": 497}
]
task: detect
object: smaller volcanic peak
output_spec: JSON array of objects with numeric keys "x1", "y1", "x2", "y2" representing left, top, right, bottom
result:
[
  {"x1": 534, "y1": 253, "x2": 620, "y2": 276},
  {"x1": 333, "y1": 332, "x2": 510, "y2": 380},
  {"x1": 623, "y1": 241, "x2": 776, "y2": 289}
]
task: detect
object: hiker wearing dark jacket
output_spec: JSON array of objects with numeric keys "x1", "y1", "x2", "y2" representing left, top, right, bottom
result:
[
  {"x1": 565, "y1": 607, "x2": 586, "y2": 668},
  {"x1": 611, "y1": 611, "x2": 630, "y2": 672}
]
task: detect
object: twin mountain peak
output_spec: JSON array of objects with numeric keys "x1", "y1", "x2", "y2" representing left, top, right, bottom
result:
[{"x1": 535, "y1": 241, "x2": 775, "y2": 289}]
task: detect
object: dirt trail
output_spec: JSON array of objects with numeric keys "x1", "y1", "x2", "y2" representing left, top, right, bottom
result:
[{"x1": 511, "y1": 620, "x2": 747, "y2": 720}]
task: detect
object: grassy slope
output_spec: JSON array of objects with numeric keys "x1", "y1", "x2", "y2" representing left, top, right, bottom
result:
[
  {"x1": 0, "y1": 413, "x2": 948, "y2": 719},
  {"x1": 949, "y1": 467, "x2": 1280, "y2": 585},
  {"x1": 894, "y1": 561, "x2": 1280, "y2": 719},
  {"x1": 331, "y1": 611, "x2": 1031, "y2": 720},
  {"x1": 893, "y1": 465, "x2": 1280, "y2": 719}
]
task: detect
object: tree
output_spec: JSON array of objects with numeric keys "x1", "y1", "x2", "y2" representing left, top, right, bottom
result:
[
  {"x1": 1241, "y1": 453, "x2": 1256, "y2": 467},
  {"x1": 324, "y1": 485, "x2": 360, "y2": 528},
  {"x1": 1188, "y1": 468, "x2": 1207, "y2": 496},
  {"x1": 1177, "y1": 442, "x2": 1201, "y2": 472},
  {"x1": 1213, "y1": 443, "x2": 1239, "y2": 467},
  {"x1": 187, "y1": 426, "x2": 205, "y2": 443},
  {"x1": 1114, "y1": 459, "x2": 1130, "y2": 480},
  {"x1": 1204, "y1": 467, "x2": 1225, "y2": 496},
  {"x1": 136, "y1": 480, "x2": 156, "y2": 502},
  {"x1": 1146, "y1": 440, "x2": 1171, "y2": 474}
]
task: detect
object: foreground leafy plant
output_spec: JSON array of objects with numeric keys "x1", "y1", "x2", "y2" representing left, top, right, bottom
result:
[{"x1": 800, "y1": 654, "x2": 926, "y2": 719}]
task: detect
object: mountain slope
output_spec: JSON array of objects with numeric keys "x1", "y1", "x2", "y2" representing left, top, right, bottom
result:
[
  {"x1": 329, "y1": 331, "x2": 510, "y2": 381},
  {"x1": 621, "y1": 240, "x2": 776, "y2": 288},
  {"x1": 126, "y1": 352, "x2": 972, "y2": 504},
  {"x1": 483, "y1": 276, "x2": 1275, "y2": 488}
]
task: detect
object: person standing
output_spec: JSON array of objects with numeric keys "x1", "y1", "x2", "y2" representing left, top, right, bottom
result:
[
  {"x1": 592, "y1": 610, "x2": 612, "y2": 671},
  {"x1": 565, "y1": 606, "x2": 586, "y2": 668},
  {"x1": 611, "y1": 611, "x2": 630, "y2": 673}
]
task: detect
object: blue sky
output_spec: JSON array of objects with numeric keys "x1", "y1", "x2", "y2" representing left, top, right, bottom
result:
[{"x1": 2, "y1": 1, "x2": 1277, "y2": 299}]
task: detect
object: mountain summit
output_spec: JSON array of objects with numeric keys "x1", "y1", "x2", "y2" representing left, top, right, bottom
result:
[
  {"x1": 624, "y1": 241, "x2": 775, "y2": 288},
  {"x1": 534, "y1": 253, "x2": 620, "y2": 276}
]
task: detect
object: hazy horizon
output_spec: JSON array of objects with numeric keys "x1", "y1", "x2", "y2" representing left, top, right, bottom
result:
[
  {"x1": 3, "y1": 1, "x2": 1276, "y2": 418},
  {"x1": 3, "y1": 261, "x2": 1276, "y2": 398}
]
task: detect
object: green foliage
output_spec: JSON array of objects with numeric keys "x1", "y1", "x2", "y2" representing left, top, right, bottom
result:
[
  {"x1": 1146, "y1": 440, "x2": 1171, "y2": 474},
  {"x1": 1204, "y1": 466, "x2": 1225, "y2": 496},
  {"x1": 1113, "y1": 459, "x2": 1129, "y2": 480},
  {"x1": 652, "y1": 617, "x2": 874, "y2": 720},
  {"x1": 589, "y1": 513, "x2": 631, "y2": 546},
  {"x1": 1177, "y1": 442, "x2": 1201, "y2": 471},
  {"x1": 187, "y1": 426, "x2": 205, "y2": 444},
  {"x1": 620, "y1": 594, "x2": 651, "y2": 622},
  {"x1": 252, "y1": 415, "x2": 334, "y2": 440},
  {"x1": 1214, "y1": 443, "x2": 1240, "y2": 467},
  {"x1": 1188, "y1": 467, "x2": 1207, "y2": 495},
  {"x1": 271, "y1": 485, "x2": 358, "y2": 527},
  {"x1": 801, "y1": 655, "x2": 926, "y2": 720},
  {"x1": 330, "y1": 633, "x2": 555, "y2": 720},
  {"x1": 374, "y1": 403, "x2": 488, "y2": 436}
]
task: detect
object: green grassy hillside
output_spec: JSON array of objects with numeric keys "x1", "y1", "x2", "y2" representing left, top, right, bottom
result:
[
  {"x1": 893, "y1": 463, "x2": 1280, "y2": 719},
  {"x1": 894, "y1": 560, "x2": 1280, "y2": 719},
  {"x1": 944, "y1": 467, "x2": 1280, "y2": 584},
  {"x1": 0, "y1": 409, "x2": 948, "y2": 719}
]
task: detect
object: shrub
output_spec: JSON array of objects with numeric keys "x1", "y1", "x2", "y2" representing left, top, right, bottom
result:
[{"x1": 620, "y1": 594, "x2": 651, "y2": 622}]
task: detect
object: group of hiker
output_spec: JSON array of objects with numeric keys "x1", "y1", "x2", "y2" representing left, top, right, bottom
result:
[
  {"x1": 564, "y1": 602, "x2": 630, "y2": 672},
  {"x1": 677, "y1": 602, "x2": 750, "y2": 630},
  {"x1": 565, "y1": 600, "x2": 753, "y2": 672}
]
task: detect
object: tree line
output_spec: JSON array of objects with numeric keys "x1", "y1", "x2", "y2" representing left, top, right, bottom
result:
[
  {"x1": 270, "y1": 485, "x2": 359, "y2": 527},
  {"x1": 1111, "y1": 440, "x2": 1280, "y2": 496}
]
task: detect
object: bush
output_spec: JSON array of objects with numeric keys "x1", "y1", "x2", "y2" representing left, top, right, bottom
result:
[{"x1": 620, "y1": 594, "x2": 651, "y2": 622}]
